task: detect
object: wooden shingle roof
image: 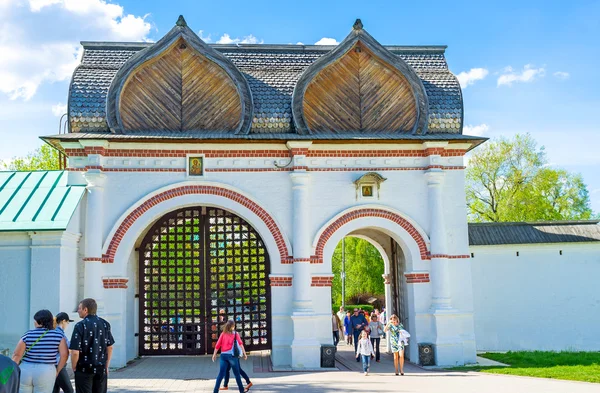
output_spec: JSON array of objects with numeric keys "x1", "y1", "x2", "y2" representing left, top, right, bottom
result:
[
  {"x1": 468, "y1": 221, "x2": 600, "y2": 246},
  {"x1": 63, "y1": 18, "x2": 466, "y2": 140}
]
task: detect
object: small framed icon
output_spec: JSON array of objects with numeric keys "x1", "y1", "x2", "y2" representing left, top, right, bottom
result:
[
  {"x1": 361, "y1": 185, "x2": 374, "y2": 197},
  {"x1": 187, "y1": 156, "x2": 204, "y2": 176}
]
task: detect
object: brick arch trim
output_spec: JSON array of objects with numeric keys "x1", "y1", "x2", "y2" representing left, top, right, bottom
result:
[
  {"x1": 312, "y1": 208, "x2": 430, "y2": 263},
  {"x1": 102, "y1": 185, "x2": 290, "y2": 263}
]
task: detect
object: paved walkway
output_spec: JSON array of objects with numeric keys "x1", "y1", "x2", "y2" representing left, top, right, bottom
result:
[{"x1": 107, "y1": 342, "x2": 599, "y2": 393}]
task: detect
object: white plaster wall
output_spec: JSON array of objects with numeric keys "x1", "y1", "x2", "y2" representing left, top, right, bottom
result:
[
  {"x1": 0, "y1": 233, "x2": 31, "y2": 352},
  {"x1": 471, "y1": 242, "x2": 600, "y2": 351},
  {"x1": 101, "y1": 171, "x2": 293, "y2": 249},
  {"x1": 84, "y1": 146, "x2": 473, "y2": 367}
]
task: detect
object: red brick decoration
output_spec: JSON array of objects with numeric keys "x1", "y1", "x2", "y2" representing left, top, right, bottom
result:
[
  {"x1": 64, "y1": 149, "x2": 291, "y2": 158},
  {"x1": 312, "y1": 208, "x2": 430, "y2": 263},
  {"x1": 82, "y1": 257, "x2": 102, "y2": 262},
  {"x1": 67, "y1": 166, "x2": 465, "y2": 173},
  {"x1": 311, "y1": 276, "x2": 334, "y2": 287},
  {"x1": 292, "y1": 258, "x2": 311, "y2": 263},
  {"x1": 63, "y1": 148, "x2": 467, "y2": 159},
  {"x1": 290, "y1": 148, "x2": 309, "y2": 156},
  {"x1": 405, "y1": 273, "x2": 430, "y2": 284},
  {"x1": 102, "y1": 186, "x2": 290, "y2": 263},
  {"x1": 102, "y1": 278, "x2": 128, "y2": 289},
  {"x1": 270, "y1": 276, "x2": 292, "y2": 287},
  {"x1": 306, "y1": 149, "x2": 466, "y2": 158},
  {"x1": 430, "y1": 254, "x2": 471, "y2": 259}
]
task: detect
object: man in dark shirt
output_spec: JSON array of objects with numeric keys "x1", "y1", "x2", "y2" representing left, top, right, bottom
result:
[
  {"x1": 70, "y1": 298, "x2": 115, "y2": 393},
  {"x1": 0, "y1": 354, "x2": 19, "y2": 393},
  {"x1": 349, "y1": 308, "x2": 368, "y2": 362}
]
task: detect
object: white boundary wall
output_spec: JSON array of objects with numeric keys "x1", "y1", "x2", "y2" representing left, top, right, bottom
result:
[{"x1": 470, "y1": 242, "x2": 600, "y2": 352}]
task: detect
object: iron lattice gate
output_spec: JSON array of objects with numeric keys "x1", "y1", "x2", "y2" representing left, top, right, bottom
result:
[{"x1": 139, "y1": 207, "x2": 271, "y2": 355}]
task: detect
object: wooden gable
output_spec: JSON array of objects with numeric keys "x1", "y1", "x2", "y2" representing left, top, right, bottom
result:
[
  {"x1": 119, "y1": 37, "x2": 242, "y2": 132},
  {"x1": 303, "y1": 42, "x2": 417, "y2": 133}
]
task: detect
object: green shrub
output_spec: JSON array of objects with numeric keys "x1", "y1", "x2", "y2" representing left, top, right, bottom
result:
[{"x1": 333, "y1": 304, "x2": 375, "y2": 313}]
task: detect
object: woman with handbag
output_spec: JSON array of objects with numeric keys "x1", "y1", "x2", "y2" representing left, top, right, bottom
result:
[
  {"x1": 384, "y1": 314, "x2": 405, "y2": 376},
  {"x1": 367, "y1": 314, "x2": 384, "y2": 362},
  {"x1": 211, "y1": 320, "x2": 248, "y2": 393},
  {"x1": 12, "y1": 310, "x2": 69, "y2": 393}
]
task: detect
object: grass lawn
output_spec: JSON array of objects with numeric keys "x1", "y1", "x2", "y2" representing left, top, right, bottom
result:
[{"x1": 451, "y1": 351, "x2": 600, "y2": 383}]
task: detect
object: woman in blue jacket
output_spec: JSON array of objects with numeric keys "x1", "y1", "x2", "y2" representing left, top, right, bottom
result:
[{"x1": 343, "y1": 311, "x2": 353, "y2": 345}]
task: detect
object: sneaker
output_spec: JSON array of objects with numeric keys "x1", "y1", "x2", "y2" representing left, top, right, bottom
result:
[
  {"x1": 219, "y1": 388, "x2": 228, "y2": 391},
  {"x1": 364, "y1": 372, "x2": 368, "y2": 376}
]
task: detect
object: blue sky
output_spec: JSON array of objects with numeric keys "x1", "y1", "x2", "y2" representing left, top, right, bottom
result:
[{"x1": 1, "y1": 0, "x2": 599, "y2": 212}]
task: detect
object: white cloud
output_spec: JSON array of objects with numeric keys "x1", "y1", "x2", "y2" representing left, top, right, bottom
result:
[
  {"x1": 463, "y1": 123, "x2": 489, "y2": 136},
  {"x1": 553, "y1": 71, "x2": 570, "y2": 80},
  {"x1": 497, "y1": 64, "x2": 546, "y2": 87},
  {"x1": 296, "y1": 42, "x2": 304, "y2": 45},
  {"x1": 198, "y1": 30, "x2": 211, "y2": 43},
  {"x1": 456, "y1": 68, "x2": 489, "y2": 88},
  {"x1": 216, "y1": 33, "x2": 263, "y2": 45},
  {"x1": 314, "y1": 37, "x2": 339, "y2": 45},
  {"x1": 29, "y1": 0, "x2": 61, "y2": 11},
  {"x1": 51, "y1": 102, "x2": 67, "y2": 116},
  {"x1": 0, "y1": 0, "x2": 151, "y2": 101}
]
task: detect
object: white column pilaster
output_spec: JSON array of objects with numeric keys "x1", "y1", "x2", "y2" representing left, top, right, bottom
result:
[
  {"x1": 29, "y1": 232, "x2": 81, "y2": 324},
  {"x1": 382, "y1": 273, "x2": 392, "y2": 353},
  {"x1": 425, "y1": 169, "x2": 452, "y2": 310},
  {"x1": 287, "y1": 141, "x2": 320, "y2": 369},
  {"x1": 290, "y1": 171, "x2": 312, "y2": 312},
  {"x1": 83, "y1": 170, "x2": 106, "y2": 311}
]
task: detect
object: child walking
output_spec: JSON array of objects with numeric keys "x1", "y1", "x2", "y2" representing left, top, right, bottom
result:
[{"x1": 355, "y1": 330, "x2": 375, "y2": 376}]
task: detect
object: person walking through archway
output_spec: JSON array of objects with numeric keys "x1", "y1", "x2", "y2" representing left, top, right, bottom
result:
[
  {"x1": 355, "y1": 330, "x2": 375, "y2": 376},
  {"x1": 349, "y1": 309, "x2": 367, "y2": 362},
  {"x1": 212, "y1": 320, "x2": 248, "y2": 393},
  {"x1": 384, "y1": 314, "x2": 405, "y2": 375},
  {"x1": 343, "y1": 311, "x2": 353, "y2": 345},
  {"x1": 336, "y1": 307, "x2": 346, "y2": 342},
  {"x1": 219, "y1": 361, "x2": 252, "y2": 392},
  {"x1": 368, "y1": 314, "x2": 384, "y2": 362},
  {"x1": 12, "y1": 310, "x2": 69, "y2": 393},
  {"x1": 331, "y1": 311, "x2": 343, "y2": 346}
]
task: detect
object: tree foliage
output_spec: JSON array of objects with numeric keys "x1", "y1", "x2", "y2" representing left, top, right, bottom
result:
[
  {"x1": 466, "y1": 134, "x2": 593, "y2": 222},
  {"x1": 331, "y1": 237, "x2": 385, "y2": 306},
  {"x1": 2, "y1": 144, "x2": 61, "y2": 171}
]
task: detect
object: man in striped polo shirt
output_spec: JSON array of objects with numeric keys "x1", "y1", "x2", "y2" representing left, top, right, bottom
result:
[{"x1": 69, "y1": 299, "x2": 115, "y2": 393}]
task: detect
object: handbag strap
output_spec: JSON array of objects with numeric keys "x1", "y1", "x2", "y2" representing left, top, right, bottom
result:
[{"x1": 22, "y1": 329, "x2": 49, "y2": 361}]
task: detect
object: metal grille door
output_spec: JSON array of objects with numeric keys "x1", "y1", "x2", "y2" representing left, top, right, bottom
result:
[{"x1": 139, "y1": 207, "x2": 270, "y2": 355}]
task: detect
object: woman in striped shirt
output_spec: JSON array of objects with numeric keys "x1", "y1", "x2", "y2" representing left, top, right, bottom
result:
[{"x1": 12, "y1": 310, "x2": 69, "y2": 393}]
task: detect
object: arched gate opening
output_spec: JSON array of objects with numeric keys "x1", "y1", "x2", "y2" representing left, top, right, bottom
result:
[{"x1": 138, "y1": 206, "x2": 271, "y2": 355}]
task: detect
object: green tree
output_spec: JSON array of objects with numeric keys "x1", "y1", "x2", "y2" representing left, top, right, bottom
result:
[
  {"x1": 466, "y1": 134, "x2": 593, "y2": 222},
  {"x1": 2, "y1": 144, "x2": 61, "y2": 171},
  {"x1": 331, "y1": 237, "x2": 385, "y2": 306}
]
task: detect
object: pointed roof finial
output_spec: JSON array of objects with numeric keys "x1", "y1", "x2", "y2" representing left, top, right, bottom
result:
[
  {"x1": 353, "y1": 19, "x2": 363, "y2": 30},
  {"x1": 176, "y1": 15, "x2": 187, "y2": 27}
]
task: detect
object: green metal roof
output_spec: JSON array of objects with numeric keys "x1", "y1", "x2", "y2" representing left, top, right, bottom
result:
[{"x1": 0, "y1": 171, "x2": 85, "y2": 232}]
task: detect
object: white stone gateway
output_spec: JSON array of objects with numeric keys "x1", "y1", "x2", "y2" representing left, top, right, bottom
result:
[{"x1": 1, "y1": 17, "x2": 598, "y2": 369}]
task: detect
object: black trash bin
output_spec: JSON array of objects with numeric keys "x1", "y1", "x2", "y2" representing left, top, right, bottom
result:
[
  {"x1": 320, "y1": 344, "x2": 336, "y2": 368},
  {"x1": 418, "y1": 343, "x2": 435, "y2": 366}
]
